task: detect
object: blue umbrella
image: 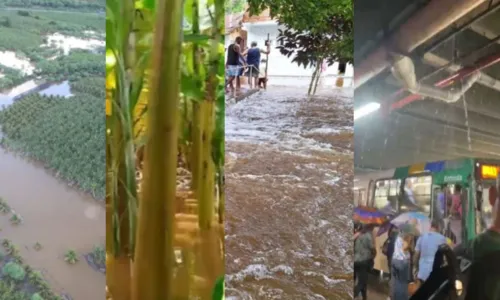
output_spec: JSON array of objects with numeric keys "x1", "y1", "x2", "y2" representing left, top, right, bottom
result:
[{"x1": 390, "y1": 211, "x2": 430, "y2": 235}]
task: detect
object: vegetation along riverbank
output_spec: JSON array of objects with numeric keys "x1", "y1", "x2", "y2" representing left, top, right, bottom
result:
[
  {"x1": 0, "y1": 8, "x2": 105, "y2": 200},
  {"x1": 0, "y1": 78, "x2": 105, "y2": 200}
]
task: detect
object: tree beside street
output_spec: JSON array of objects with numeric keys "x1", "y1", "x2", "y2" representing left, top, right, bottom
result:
[{"x1": 246, "y1": 0, "x2": 352, "y2": 94}]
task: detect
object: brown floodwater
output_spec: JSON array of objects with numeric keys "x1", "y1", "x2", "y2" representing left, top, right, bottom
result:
[
  {"x1": 0, "y1": 148, "x2": 105, "y2": 299},
  {"x1": 225, "y1": 87, "x2": 354, "y2": 299}
]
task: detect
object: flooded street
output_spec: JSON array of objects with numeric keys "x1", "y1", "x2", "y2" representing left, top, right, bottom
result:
[
  {"x1": 225, "y1": 87, "x2": 354, "y2": 299},
  {"x1": 0, "y1": 83, "x2": 104, "y2": 299}
]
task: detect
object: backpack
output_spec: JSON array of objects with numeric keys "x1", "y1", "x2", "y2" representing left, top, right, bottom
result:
[{"x1": 382, "y1": 233, "x2": 396, "y2": 258}]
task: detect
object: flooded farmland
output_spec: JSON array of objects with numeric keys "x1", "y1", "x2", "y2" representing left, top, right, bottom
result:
[
  {"x1": 225, "y1": 87, "x2": 354, "y2": 299},
  {"x1": 0, "y1": 82, "x2": 105, "y2": 299},
  {"x1": 0, "y1": 149, "x2": 105, "y2": 299}
]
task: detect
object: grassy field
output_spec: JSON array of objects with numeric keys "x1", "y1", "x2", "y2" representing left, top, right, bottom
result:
[{"x1": 0, "y1": 10, "x2": 104, "y2": 53}]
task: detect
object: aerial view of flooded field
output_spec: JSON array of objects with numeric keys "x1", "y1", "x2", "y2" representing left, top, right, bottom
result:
[
  {"x1": 0, "y1": 3, "x2": 105, "y2": 299},
  {"x1": 225, "y1": 87, "x2": 354, "y2": 299}
]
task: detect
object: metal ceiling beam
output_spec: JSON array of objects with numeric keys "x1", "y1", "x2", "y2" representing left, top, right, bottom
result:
[
  {"x1": 389, "y1": 50, "x2": 500, "y2": 110},
  {"x1": 355, "y1": 133, "x2": 500, "y2": 156},
  {"x1": 356, "y1": 107, "x2": 500, "y2": 141},
  {"x1": 422, "y1": 53, "x2": 500, "y2": 92},
  {"x1": 397, "y1": 106, "x2": 500, "y2": 138},
  {"x1": 355, "y1": 0, "x2": 487, "y2": 89},
  {"x1": 417, "y1": 1, "x2": 500, "y2": 56}
]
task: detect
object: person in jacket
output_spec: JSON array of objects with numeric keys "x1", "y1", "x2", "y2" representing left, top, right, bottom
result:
[
  {"x1": 354, "y1": 224, "x2": 375, "y2": 300},
  {"x1": 462, "y1": 184, "x2": 500, "y2": 300}
]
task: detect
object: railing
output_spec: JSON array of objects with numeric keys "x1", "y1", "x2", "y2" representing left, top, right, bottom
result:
[{"x1": 225, "y1": 65, "x2": 354, "y2": 87}]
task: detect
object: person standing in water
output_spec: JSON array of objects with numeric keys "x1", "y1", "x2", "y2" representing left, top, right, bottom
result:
[
  {"x1": 243, "y1": 41, "x2": 270, "y2": 88},
  {"x1": 226, "y1": 36, "x2": 242, "y2": 92}
]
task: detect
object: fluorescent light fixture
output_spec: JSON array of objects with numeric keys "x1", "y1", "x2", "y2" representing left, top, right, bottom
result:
[{"x1": 354, "y1": 102, "x2": 381, "y2": 120}]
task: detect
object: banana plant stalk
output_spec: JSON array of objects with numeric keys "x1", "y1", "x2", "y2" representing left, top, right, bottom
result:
[
  {"x1": 191, "y1": 0, "x2": 203, "y2": 197},
  {"x1": 197, "y1": 0, "x2": 224, "y2": 297},
  {"x1": 132, "y1": 0, "x2": 184, "y2": 298},
  {"x1": 106, "y1": 0, "x2": 137, "y2": 298}
]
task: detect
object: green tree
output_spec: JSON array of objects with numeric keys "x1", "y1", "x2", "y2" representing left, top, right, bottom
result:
[
  {"x1": 247, "y1": 0, "x2": 352, "y2": 94},
  {"x1": 225, "y1": 0, "x2": 245, "y2": 14}
]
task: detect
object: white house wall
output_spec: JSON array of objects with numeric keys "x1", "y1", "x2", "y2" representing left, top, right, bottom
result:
[{"x1": 244, "y1": 22, "x2": 353, "y2": 87}]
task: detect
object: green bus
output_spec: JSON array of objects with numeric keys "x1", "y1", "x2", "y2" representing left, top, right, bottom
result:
[{"x1": 356, "y1": 157, "x2": 499, "y2": 273}]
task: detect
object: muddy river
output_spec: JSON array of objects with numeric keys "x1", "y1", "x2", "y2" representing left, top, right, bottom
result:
[
  {"x1": 225, "y1": 87, "x2": 354, "y2": 299},
  {"x1": 0, "y1": 83, "x2": 105, "y2": 299}
]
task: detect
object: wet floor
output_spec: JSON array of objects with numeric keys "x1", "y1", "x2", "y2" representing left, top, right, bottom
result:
[
  {"x1": 0, "y1": 148, "x2": 105, "y2": 299},
  {"x1": 225, "y1": 87, "x2": 354, "y2": 299}
]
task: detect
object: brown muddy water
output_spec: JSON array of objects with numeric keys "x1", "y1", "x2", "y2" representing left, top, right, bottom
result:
[
  {"x1": 225, "y1": 87, "x2": 354, "y2": 299},
  {"x1": 0, "y1": 148, "x2": 105, "y2": 299}
]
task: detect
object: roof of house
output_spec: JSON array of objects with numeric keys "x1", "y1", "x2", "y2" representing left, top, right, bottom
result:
[
  {"x1": 243, "y1": 8, "x2": 273, "y2": 23},
  {"x1": 225, "y1": 13, "x2": 244, "y2": 34}
]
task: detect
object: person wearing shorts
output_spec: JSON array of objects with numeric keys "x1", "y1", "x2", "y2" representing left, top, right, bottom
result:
[
  {"x1": 226, "y1": 36, "x2": 242, "y2": 92},
  {"x1": 242, "y1": 41, "x2": 270, "y2": 88}
]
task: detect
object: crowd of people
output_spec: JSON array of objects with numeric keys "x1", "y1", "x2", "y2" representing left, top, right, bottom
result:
[
  {"x1": 354, "y1": 182, "x2": 500, "y2": 300},
  {"x1": 225, "y1": 36, "x2": 271, "y2": 93}
]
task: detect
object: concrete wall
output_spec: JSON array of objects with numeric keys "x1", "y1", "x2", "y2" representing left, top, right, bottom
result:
[{"x1": 241, "y1": 21, "x2": 353, "y2": 88}]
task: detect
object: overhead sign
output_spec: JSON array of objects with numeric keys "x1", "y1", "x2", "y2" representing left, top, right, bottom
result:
[{"x1": 480, "y1": 165, "x2": 500, "y2": 180}]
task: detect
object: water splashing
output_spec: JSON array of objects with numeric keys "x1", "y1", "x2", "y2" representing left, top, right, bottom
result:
[{"x1": 225, "y1": 87, "x2": 353, "y2": 299}]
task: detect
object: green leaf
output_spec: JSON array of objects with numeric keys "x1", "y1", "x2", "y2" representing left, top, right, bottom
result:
[
  {"x1": 181, "y1": 74, "x2": 204, "y2": 100},
  {"x1": 211, "y1": 275, "x2": 224, "y2": 300},
  {"x1": 184, "y1": 0, "x2": 194, "y2": 24},
  {"x1": 140, "y1": 0, "x2": 156, "y2": 10},
  {"x1": 184, "y1": 34, "x2": 210, "y2": 43}
]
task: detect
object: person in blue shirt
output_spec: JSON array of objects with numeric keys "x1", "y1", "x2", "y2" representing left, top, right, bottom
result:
[
  {"x1": 414, "y1": 219, "x2": 447, "y2": 283},
  {"x1": 243, "y1": 41, "x2": 270, "y2": 88}
]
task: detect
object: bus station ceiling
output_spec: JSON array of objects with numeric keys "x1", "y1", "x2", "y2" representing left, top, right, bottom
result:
[{"x1": 354, "y1": 0, "x2": 500, "y2": 170}]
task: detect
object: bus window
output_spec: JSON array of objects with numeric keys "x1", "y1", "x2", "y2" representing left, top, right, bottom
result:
[
  {"x1": 481, "y1": 187, "x2": 494, "y2": 229},
  {"x1": 373, "y1": 179, "x2": 400, "y2": 210},
  {"x1": 354, "y1": 188, "x2": 366, "y2": 206},
  {"x1": 402, "y1": 176, "x2": 432, "y2": 214}
]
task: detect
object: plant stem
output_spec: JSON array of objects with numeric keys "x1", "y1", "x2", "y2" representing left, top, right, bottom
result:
[
  {"x1": 132, "y1": 0, "x2": 183, "y2": 298},
  {"x1": 198, "y1": 0, "x2": 224, "y2": 296},
  {"x1": 191, "y1": 0, "x2": 202, "y2": 197}
]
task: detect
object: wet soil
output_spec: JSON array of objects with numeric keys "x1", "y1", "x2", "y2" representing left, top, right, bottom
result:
[
  {"x1": 0, "y1": 148, "x2": 105, "y2": 299},
  {"x1": 225, "y1": 87, "x2": 354, "y2": 299}
]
